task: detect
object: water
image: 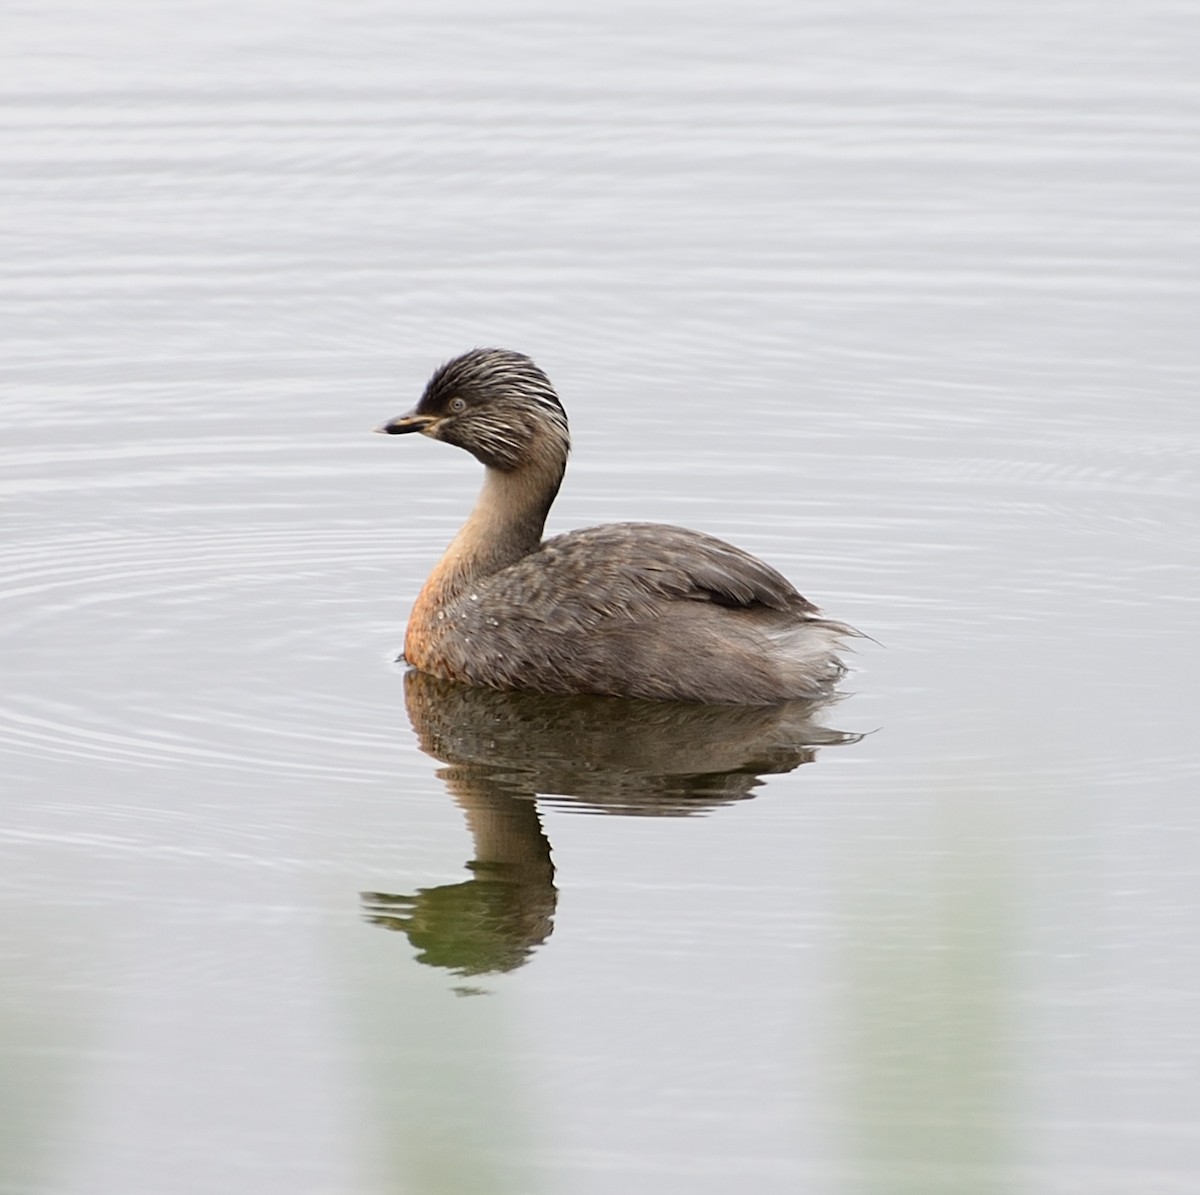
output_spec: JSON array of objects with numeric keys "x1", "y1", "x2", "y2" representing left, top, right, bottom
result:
[{"x1": 3, "y1": 2, "x2": 1198, "y2": 1191}]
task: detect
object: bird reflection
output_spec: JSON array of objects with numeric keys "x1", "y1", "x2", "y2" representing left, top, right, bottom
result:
[{"x1": 362, "y1": 672, "x2": 861, "y2": 979}]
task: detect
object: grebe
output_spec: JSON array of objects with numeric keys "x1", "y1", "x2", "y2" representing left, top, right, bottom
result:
[{"x1": 376, "y1": 348, "x2": 855, "y2": 705}]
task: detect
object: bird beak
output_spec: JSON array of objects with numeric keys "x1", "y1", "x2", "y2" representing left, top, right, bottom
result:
[{"x1": 373, "y1": 410, "x2": 438, "y2": 435}]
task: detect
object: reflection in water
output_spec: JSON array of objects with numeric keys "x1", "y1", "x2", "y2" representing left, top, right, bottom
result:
[
  {"x1": 362, "y1": 672, "x2": 861, "y2": 978},
  {"x1": 363, "y1": 789, "x2": 555, "y2": 978}
]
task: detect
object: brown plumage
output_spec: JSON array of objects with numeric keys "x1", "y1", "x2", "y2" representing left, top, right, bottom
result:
[{"x1": 376, "y1": 348, "x2": 857, "y2": 705}]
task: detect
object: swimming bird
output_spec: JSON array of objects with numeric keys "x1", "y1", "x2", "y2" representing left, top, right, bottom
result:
[{"x1": 376, "y1": 348, "x2": 856, "y2": 705}]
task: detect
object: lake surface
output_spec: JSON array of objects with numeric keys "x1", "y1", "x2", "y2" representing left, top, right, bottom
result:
[{"x1": 3, "y1": 2, "x2": 1198, "y2": 1192}]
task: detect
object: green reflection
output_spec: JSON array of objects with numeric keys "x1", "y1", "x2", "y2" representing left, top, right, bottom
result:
[
  {"x1": 347, "y1": 950, "x2": 537, "y2": 1195},
  {"x1": 363, "y1": 781, "x2": 555, "y2": 978},
  {"x1": 833, "y1": 794, "x2": 1018, "y2": 1194},
  {"x1": 0, "y1": 900, "x2": 95, "y2": 1194}
]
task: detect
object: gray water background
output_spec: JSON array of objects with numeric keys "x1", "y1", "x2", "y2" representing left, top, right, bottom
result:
[{"x1": 3, "y1": 2, "x2": 1198, "y2": 1192}]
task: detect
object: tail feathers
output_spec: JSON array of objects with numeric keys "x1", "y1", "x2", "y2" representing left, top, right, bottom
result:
[{"x1": 767, "y1": 617, "x2": 860, "y2": 698}]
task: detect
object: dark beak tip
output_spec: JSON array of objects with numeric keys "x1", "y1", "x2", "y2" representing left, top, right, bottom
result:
[{"x1": 374, "y1": 411, "x2": 433, "y2": 436}]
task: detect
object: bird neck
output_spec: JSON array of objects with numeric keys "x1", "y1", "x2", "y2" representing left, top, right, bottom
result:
[{"x1": 431, "y1": 457, "x2": 565, "y2": 598}]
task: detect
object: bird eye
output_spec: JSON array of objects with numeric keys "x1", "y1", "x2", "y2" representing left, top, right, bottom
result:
[{"x1": 448, "y1": 397, "x2": 467, "y2": 414}]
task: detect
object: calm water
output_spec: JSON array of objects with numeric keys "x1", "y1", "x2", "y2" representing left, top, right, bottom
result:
[{"x1": 3, "y1": 2, "x2": 1198, "y2": 1192}]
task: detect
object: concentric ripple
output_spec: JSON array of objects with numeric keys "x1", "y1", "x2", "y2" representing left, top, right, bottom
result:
[{"x1": 0, "y1": 429, "x2": 432, "y2": 780}]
